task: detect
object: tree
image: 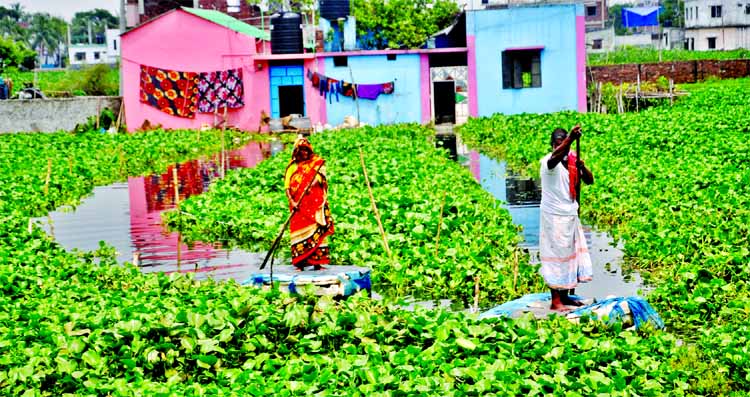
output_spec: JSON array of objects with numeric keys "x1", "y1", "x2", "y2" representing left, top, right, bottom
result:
[
  {"x1": 352, "y1": 0, "x2": 459, "y2": 49},
  {"x1": 28, "y1": 13, "x2": 66, "y2": 63},
  {"x1": 0, "y1": 3, "x2": 30, "y2": 42},
  {"x1": 0, "y1": 35, "x2": 36, "y2": 71},
  {"x1": 71, "y1": 9, "x2": 118, "y2": 44}
]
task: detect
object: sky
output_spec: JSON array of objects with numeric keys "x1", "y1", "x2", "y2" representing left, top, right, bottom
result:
[{"x1": 0, "y1": 0, "x2": 120, "y2": 22}]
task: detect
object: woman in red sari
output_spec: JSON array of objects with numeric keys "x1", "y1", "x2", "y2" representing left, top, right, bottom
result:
[{"x1": 284, "y1": 137, "x2": 334, "y2": 270}]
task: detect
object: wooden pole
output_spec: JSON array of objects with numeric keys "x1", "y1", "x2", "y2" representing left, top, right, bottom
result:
[
  {"x1": 636, "y1": 74, "x2": 641, "y2": 112},
  {"x1": 435, "y1": 191, "x2": 446, "y2": 257},
  {"x1": 512, "y1": 249, "x2": 519, "y2": 292},
  {"x1": 473, "y1": 275, "x2": 480, "y2": 313},
  {"x1": 359, "y1": 148, "x2": 391, "y2": 257},
  {"x1": 669, "y1": 79, "x2": 674, "y2": 106},
  {"x1": 221, "y1": 107, "x2": 228, "y2": 178},
  {"x1": 44, "y1": 158, "x2": 52, "y2": 196},
  {"x1": 95, "y1": 98, "x2": 101, "y2": 130},
  {"x1": 173, "y1": 166, "x2": 182, "y2": 268},
  {"x1": 114, "y1": 99, "x2": 124, "y2": 132}
]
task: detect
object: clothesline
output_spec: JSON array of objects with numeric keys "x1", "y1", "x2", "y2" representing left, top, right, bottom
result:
[{"x1": 308, "y1": 70, "x2": 394, "y2": 103}]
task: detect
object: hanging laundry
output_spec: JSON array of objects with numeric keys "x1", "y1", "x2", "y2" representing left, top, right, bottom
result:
[
  {"x1": 341, "y1": 81, "x2": 356, "y2": 97},
  {"x1": 140, "y1": 65, "x2": 199, "y2": 118},
  {"x1": 197, "y1": 68, "x2": 245, "y2": 113},
  {"x1": 328, "y1": 78, "x2": 340, "y2": 103},
  {"x1": 382, "y1": 82, "x2": 394, "y2": 95},
  {"x1": 356, "y1": 83, "x2": 385, "y2": 100}
]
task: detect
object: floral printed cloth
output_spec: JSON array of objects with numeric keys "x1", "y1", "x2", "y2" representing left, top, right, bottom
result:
[
  {"x1": 197, "y1": 68, "x2": 245, "y2": 113},
  {"x1": 140, "y1": 65, "x2": 198, "y2": 118}
]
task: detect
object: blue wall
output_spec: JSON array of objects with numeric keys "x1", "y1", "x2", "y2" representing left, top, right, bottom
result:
[
  {"x1": 322, "y1": 54, "x2": 422, "y2": 126},
  {"x1": 467, "y1": 5, "x2": 581, "y2": 116}
]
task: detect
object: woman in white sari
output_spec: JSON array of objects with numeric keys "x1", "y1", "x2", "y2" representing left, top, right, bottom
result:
[{"x1": 539, "y1": 126, "x2": 595, "y2": 312}]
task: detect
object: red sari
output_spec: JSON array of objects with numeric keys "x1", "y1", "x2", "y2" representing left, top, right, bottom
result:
[{"x1": 284, "y1": 141, "x2": 334, "y2": 268}]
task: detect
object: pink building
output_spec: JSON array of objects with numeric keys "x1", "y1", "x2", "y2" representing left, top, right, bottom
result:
[{"x1": 121, "y1": 7, "x2": 283, "y2": 132}]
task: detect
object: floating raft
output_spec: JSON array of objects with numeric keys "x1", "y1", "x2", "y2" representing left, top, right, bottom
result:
[
  {"x1": 480, "y1": 293, "x2": 664, "y2": 330},
  {"x1": 242, "y1": 265, "x2": 371, "y2": 298}
]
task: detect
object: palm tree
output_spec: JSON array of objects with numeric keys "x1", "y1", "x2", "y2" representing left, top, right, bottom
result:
[{"x1": 28, "y1": 13, "x2": 66, "y2": 67}]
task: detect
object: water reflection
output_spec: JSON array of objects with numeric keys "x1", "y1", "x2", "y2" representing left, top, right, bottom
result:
[
  {"x1": 459, "y1": 145, "x2": 643, "y2": 299},
  {"x1": 37, "y1": 140, "x2": 281, "y2": 279}
]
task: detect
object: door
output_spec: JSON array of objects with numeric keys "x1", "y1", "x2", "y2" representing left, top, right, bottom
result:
[
  {"x1": 270, "y1": 65, "x2": 305, "y2": 118},
  {"x1": 279, "y1": 85, "x2": 304, "y2": 117},
  {"x1": 433, "y1": 81, "x2": 456, "y2": 124}
]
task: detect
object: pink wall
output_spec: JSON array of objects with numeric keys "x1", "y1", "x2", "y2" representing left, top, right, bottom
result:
[
  {"x1": 121, "y1": 9, "x2": 269, "y2": 132},
  {"x1": 576, "y1": 16, "x2": 587, "y2": 112},
  {"x1": 304, "y1": 57, "x2": 326, "y2": 126},
  {"x1": 420, "y1": 54, "x2": 431, "y2": 124},
  {"x1": 467, "y1": 35, "x2": 478, "y2": 118}
]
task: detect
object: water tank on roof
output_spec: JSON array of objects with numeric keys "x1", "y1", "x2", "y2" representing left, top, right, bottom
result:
[
  {"x1": 270, "y1": 12, "x2": 303, "y2": 54},
  {"x1": 320, "y1": 0, "x2": 350, "y2": 21}
]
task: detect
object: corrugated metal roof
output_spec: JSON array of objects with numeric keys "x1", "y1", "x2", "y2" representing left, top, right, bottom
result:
[{"x1": 181, "y1": 7, "x2": 270, "y2": 41}]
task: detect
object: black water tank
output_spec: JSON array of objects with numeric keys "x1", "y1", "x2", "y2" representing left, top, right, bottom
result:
[
  {"x1": 320, "y1": 0, "x2": 350, "y2": 21},
  {"x1": 270, "y1": 12, "x2": 303, "y2": 54}
]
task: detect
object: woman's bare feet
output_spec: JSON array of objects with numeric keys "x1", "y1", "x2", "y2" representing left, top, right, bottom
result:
[{"x1": 550, "y1": 303, "x2": 572, "y2": 312}]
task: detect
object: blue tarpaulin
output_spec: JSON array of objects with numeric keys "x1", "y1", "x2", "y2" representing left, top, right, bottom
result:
[{"x1": 622, "y1": 6, "x2": 662, "y2": 27}]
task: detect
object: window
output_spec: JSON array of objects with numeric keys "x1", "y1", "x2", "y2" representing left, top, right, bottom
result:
[
  {"x1": 94, "y1": 52, "x2": 100, "y2": 60},
  {"x1": 707, "y1": 37, "x2": 717, "y2": 49},
  {"x1": 592, "y1": 39, "x2": 603, "y2": 49},
  {"x1": 745, "y1": 4, "x2": 750, "y2": 14},
  {"x1": 333, "y1": 56, "x2": 348, "y2": 67},
  {"x1": 586, "y1": 6, "x2": 597, "y2": 16},
  {"x1": 75, "y1": 52, "x2": 85, "y2": 61},
  {"x1": 711, "y1": 5, "x2": 722, "y2": 17},
  {"x1": 502, "y1": 49, "x2": 541, "y2": 89},
  {"x1": 227, "y1": 0, "x2": 240, "y2": 13},
  {"x1": 113, "y1": 39, "x2": 117, "y2": 50},
  {"x1": 387, "y1": 54, "x2": 397, "y2": 61}
]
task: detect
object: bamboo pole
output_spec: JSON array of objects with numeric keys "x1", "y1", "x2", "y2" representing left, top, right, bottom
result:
[
  {"x1": 474, "y1": 276, "x2": 481, "y2": 308},
  {"x1": 114, "y1": 99, "x2": 124, "y2": 132},
  {"x1": 669, "y1": 79, "x2": 674, "y2": 106},
  {"x1": 43, "y1": 158, "x2": 52, "y2": 196},
  {"x1": 435, "y1": 191, "x2": 446, "y2": 257},
  {"x1": 636, "y1": 74, "x2": 641, "y2": 112},
  {"x1": 221, "y1": 107, "x2": 228, "y2": 178},
  {"x1": 95, "y1": 98, "x2": 101, "y2": 130},
  {"x1": 359, "y1": 148, "x2": 391, "y2": 257},
  {"x1": 512, "y1": 249, "x2": 519, "y2": 292},
  {"x1": 173, "y1": 166, "x2": 182, "y2": 268}
]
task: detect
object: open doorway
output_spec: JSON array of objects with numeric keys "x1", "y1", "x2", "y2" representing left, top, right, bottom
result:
[
  {"x1": 433, "y1": 81, "x2": 456, "y2": 124},
  {"x1": 279, "y1": 85, "x2": 304, "y2": 117}
]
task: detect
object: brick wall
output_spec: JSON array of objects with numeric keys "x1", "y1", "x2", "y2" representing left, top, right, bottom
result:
[{"x1": 589, "y1": 59, "x2": 750, "y2": 84}]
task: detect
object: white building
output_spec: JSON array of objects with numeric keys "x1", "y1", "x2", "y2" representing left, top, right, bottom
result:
[
  {"x1": 68, "y1": 29, "x2": 121, "y2": 66},
  {"x1": 684, "y1": 0, "x2": 750, "y2": 50}
]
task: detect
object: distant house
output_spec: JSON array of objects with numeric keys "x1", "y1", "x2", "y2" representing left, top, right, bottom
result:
[
  {"x1": 124, "y1": 0, "x2": 261, "y2": 28},
  {"x1": 68, "y1": 29, "x2": 120, "y2": 67},
  {"x1": 683, "y1": 0, "x2": 750, "y2": 50},
  {"x1": 120, "y1": 4, "x2": 586, "y2": 132}
]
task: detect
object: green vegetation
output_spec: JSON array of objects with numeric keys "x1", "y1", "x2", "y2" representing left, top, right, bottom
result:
[
  {"x1": 588, "y1": 47, "x2": 750, "y2": 66},
  {"x1": 352, "y1": 0, "x2": 459, "y2": 49},
  {"x1": 0, "y1": 123, "x2": 739, "y2": 395},
  {"x1": 2, "y1": 64, "x2": 119, "y2": 97},
  {"x1": 0, "y1": 35, "x2": 35, "y2": 70},
  {"x1": 164, "y1": 125, "x2": 534, "y2": 305},
  {"x1": 2, "y1": 80, "x2": 750, "y2": 395},
  {"x1": 460, "y1": 78, "x2": 750, "y2": 392}
]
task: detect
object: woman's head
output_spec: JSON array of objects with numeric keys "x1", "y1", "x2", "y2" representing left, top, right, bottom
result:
[
  {"x1": 292, "y1": 136, "x2": 314, "y2": 162},
  {"x1": 550, "y1": 128, "x2": 568, "y2": 149}
]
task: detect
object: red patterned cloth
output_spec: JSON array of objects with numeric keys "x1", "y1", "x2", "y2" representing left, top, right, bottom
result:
[
  {"x1": 568, "y1": 151, "x2": 579, "y2": 201},
  {"x1": 140, "y1": 65, "x2": 199, "y2": 118},
  {"x1": 197, "y1": 68, "x2": 244, "y2": 113}
]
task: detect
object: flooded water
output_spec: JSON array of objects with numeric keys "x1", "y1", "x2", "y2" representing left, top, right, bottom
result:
[
  {"x1": 459, "y1": 146, "x2": 643, "y2": 299},
  {"x1": 35, "y1": 139, "x2": 286, "y2": 281}
]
